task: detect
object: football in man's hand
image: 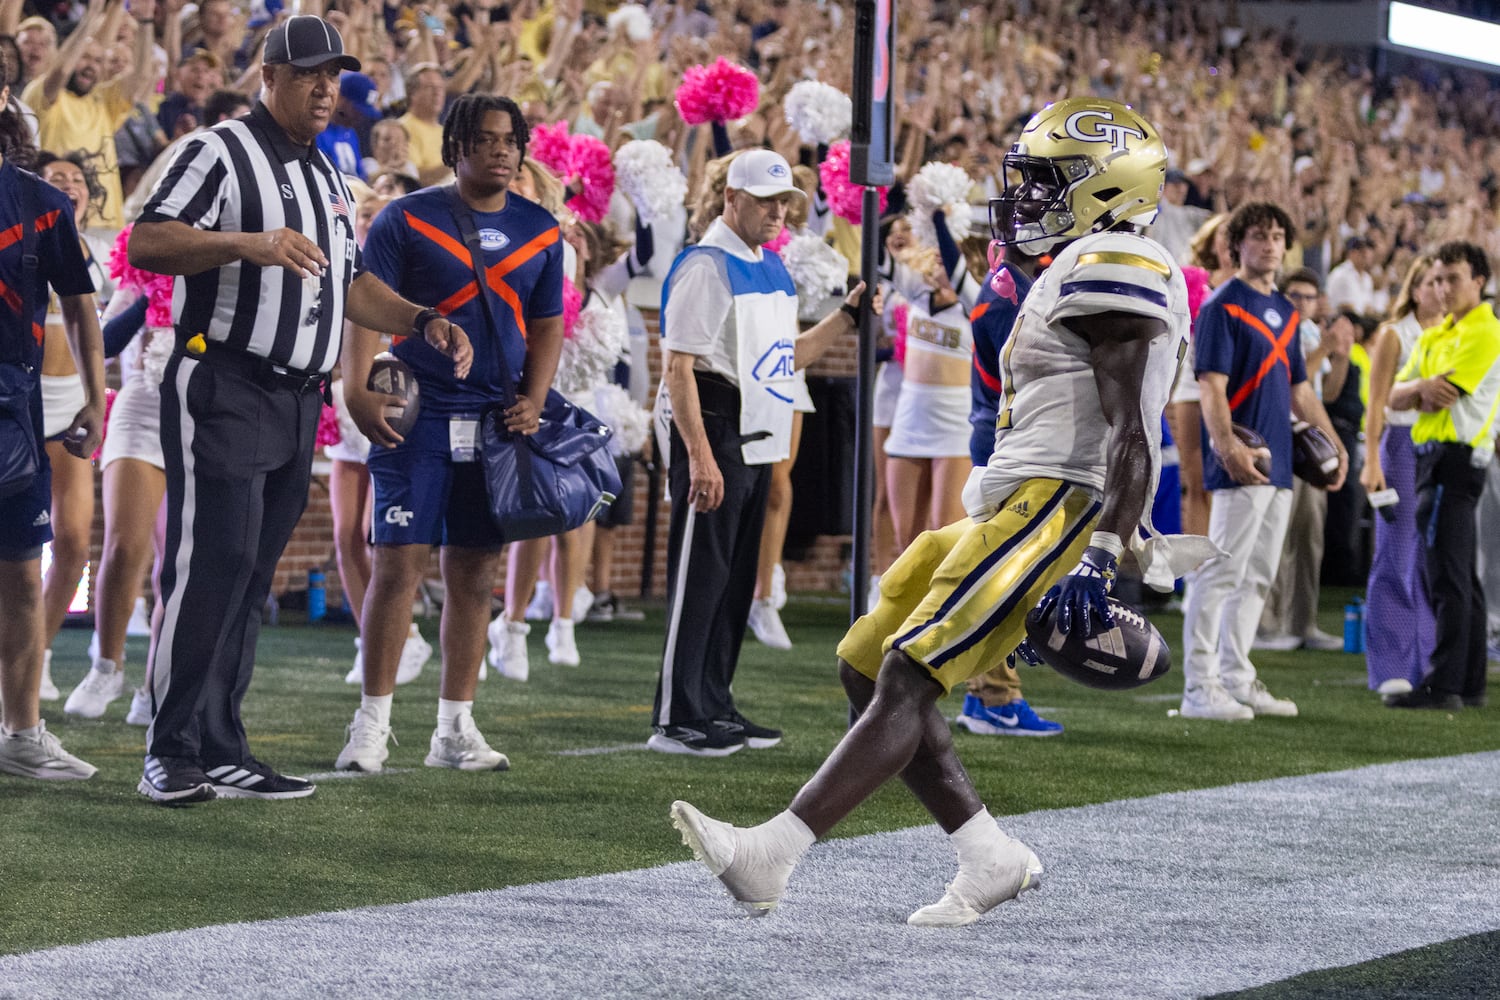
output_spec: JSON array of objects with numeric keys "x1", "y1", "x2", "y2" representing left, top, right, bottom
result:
[
  {"x1": 1292, "y1": 420, "x2": 1342, "y2": 488},
  {"x1": 367, "y1": 352, "x2": 420, "y2": 436},
  {"x1": 1231, "y1": 423, "x2": 1273, "y2": 477},
  {"x1": 1024, "y1": 597, "x2": 1172, "y2": 691}
]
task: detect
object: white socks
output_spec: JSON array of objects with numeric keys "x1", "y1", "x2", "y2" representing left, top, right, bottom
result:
[
  {"x1": 950, "y1": 807, "x2": 1005, "y2": 868},
  {"x1": 361, "y1": 693, "x2": 393, "y2": 727},
  {"x1": 92, "y1": 657, "x2": 119, "y2": 675},
  {"x1": 437, "y1": 698, "x2": 472, "y2": 729}
]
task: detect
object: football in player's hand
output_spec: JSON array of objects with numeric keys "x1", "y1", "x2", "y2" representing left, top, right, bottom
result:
[
  {"x1": 1292, "y1": 420, "x2": 1341, "y2": 488},
  {"x1": 1231, "y1": 423, "x2": 1272, "y2": 477},
  {"x1": 1024, "y1": 597, "x2": 1171, "y2": 690},
  {"x1": 367, "y1": 352, "x2": 420, "y2": 436}
]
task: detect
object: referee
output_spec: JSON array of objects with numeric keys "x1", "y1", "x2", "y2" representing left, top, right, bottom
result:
[{"x1": 128, "y1": 15, "x2": 472, "y2": 804}]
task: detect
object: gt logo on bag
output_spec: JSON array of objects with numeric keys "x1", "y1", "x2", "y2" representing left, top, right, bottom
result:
[
  {"x1": 384, "y1": 505, "x2": 414, "y2": 526},
  {"x1": 1064, "y1": 110, "x2": 1145, "y2": 153}
]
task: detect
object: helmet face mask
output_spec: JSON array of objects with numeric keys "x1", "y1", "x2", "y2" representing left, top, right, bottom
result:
[{"x1": 988, "y1": 98, "x2": 1166, "y2": 254}]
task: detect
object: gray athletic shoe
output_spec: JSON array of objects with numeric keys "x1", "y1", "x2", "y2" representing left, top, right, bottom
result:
[
  {"x1": 425, "y1": 714, "x2": 509, "y2": 771},
  {"x1": 0, "y1": 721, "x2": 96, "y2": 780}
]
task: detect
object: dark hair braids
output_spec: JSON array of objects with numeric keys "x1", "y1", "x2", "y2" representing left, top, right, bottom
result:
[
  {"x1": 0, "y1": 97, "x2": 36, "y2": 169},
  {"x1": 35, "y1": 148, "x2": 108, "y2": 220},
  {"x1": 441, "y1": 94, "x2": 528, "y2": 170}
]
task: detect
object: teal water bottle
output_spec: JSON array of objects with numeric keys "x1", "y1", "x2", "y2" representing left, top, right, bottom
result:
[
  {"x1": 308, "y1": 567, "x2": 326, "y2": 623},
  {"x1": 1343, "y1": 598, "x2": 1364, "y2": 654}
]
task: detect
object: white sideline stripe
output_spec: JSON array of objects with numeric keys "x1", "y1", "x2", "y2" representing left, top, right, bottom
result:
[
  {"x1": 655, "y1": 503, "x2": 698, "y2": 726},
  {"x1": 5, "y1": 752, "x2": 1500, "y2": 1000},
  {"x1": 300, "y1": 768, "x2": 415, "y2": 781},
  {"x1": 551, "y1": 742, "x2": 650, "y2": 757}
]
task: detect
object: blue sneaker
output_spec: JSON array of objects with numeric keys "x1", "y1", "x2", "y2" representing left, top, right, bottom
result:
[{"x1": 955, "y1": 695, "x2": 1063, "y2": 737}]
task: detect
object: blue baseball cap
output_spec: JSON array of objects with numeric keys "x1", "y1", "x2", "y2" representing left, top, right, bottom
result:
[{"x1": 339, "y1": 72, "x2": 381, "y2": 120}]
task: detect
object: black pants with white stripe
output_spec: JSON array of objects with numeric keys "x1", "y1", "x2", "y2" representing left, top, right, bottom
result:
[
  {"x1": 653, "y1": 409, "x2": 770, "y2": 728},
  {"x1": 146, "y1": 354, "x2": 320, "y2": 764}
]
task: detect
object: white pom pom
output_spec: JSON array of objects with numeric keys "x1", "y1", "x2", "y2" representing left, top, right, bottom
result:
[
  {"x1": 784, "y1": 80, "x2": 853, "y2": 146},
  {"x1": 606, "y1": 4, "x2": 652, "y2": 42},
  {"x1": 591, "y1": 382, "x2": 652, "y2": 455},
  {"x1": 905, "y1": 161, "x2": 976, "y2": 246},
  {"x1": 555, "y1": 302, "x2": 629, "y2": 398},
  {"x1": 141, "y1": 327, "x2": 175, "y2": 386},
  {"x1": 613, "y1": 140, "x2": 688, "y2": 228},
  {"x1": 781, "y1": 232, "x2": 850, "y2": 321}
]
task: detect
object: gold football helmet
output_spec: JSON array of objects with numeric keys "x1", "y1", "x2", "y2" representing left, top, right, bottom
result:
[{"x1": 990, "y1": 98, "x2": 1167, "y2": 253}]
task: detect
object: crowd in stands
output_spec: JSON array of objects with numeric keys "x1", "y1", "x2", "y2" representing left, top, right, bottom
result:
[{"x1": 3, "y1": 0, "x2": 1499, "y2": 777}]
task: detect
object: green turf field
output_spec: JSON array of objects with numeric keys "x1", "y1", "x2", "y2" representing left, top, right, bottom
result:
[{"x1": 5, "y1": 589, "x2": 1496, "y2": 957}]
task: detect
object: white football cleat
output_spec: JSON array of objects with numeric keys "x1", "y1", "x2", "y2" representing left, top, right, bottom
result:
[
  {"x1": 669, "y1": 800, "x2": 794, "y2": 916},
  {"x1": 908, "y1": 835, "x2": 1043, "y2": 927}
]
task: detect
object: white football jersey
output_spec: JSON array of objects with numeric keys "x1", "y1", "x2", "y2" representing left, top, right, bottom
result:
[{"x1": 966, "y1": 230, "x2": 1189, "y2": 514}]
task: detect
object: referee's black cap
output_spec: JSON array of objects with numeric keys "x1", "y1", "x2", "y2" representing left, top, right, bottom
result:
[{"x1": 263, "y1": 15, "x2": 361, "y2": 72}]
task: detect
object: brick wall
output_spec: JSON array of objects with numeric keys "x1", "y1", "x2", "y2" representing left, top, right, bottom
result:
[{"x1": 85, "y1": 307, "x2": 869, "y2": 609}]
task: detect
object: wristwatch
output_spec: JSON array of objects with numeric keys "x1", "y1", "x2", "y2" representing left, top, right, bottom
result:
[{"x1": 411, "y1": 308, "x2": 443, "y2": 338}]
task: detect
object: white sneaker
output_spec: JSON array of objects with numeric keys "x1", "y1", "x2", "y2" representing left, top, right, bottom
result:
[
  {"x1": 1376, "y1": 678, "x2": 1413, "y2": 697},
  {"x1": 669, "y1": 800, "x2": 793, "y2": 916},
  {"x1": 546, "y1": 618, "x2": 580, "y2": 666},
  {"x1": 1228, "y1": 678, "x2": 1299, "y2": 717},
  {"x1": 425, "y1": 713, "x2": 510, "y2": 771},
  {"x1": 571, "y1": 585, "x2": 594, "y2": 623},
  {"x1": 908, "y1": 834, "x2": 1043, "y2": 927},
  {"x1": 335, "y1": 708, "x2": 395, "y2": 772},
  {"x1": 125, "y1": 687, "x2": 152, "y2": 726},
  {"x1": 344, "y1": 638, "x2": 363, "y2": 685},
  {"x1": 1301, "y1": 628, "x2": 1344, "y2": 652},
  {"x1": 488, "y1": 616, "x2": 530, "y2": 681},
  {"x1": 64, "y1": 661, "x2": 125, "y2": 719},
  {"x1": 1251, "y1": 631, "x2": 1303, "y2": 652},
  {"x1": 38, "y1": 649, "x2": 59, "y2": 701},
  {"x1": 770, "y1": 563, "x2": 787, "y2": 611},
  {"x1": 0, "y1": 721, "x2": 96, "y2": 780},
  {"x1": 748, "y1": 598, "x2": 792, "y2": 650},
  {"x1": 524, "y1": 581, "x2": 553, "y2": 621},
  {"x1": 126, "y1": 596, "x2": 152, "y2": 636},
  {"x1": 1180, "y1": 683, "x2": 1255, "y2": 721},
  {"x1": 396, "y1": 623, "x2": 432, "y2": 685}
]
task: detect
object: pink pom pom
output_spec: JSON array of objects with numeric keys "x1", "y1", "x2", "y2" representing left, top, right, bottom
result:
[
  {"x1": 892, "y1": 301, "x2": 909, "y2": 366},
  {"x1": 110, "y1": 224, "x2": 176, "y2": 329},
  {"x1": 763, "y1": 226, "x2": 792, "y2": 253},
  {"x1": 567, "y1": 134, "x2": 616, "y2": 223},
  {"x1": 819, "y1": 140, "x2": 888, "y2": 225},
  {"x1": 529, "y1": 121, "x2": 574, "y2": 180},
  {"x1": 561, "y1": 278, "x2": 582, "y2": 340},
  {"x1": 1183, "y1": 265, "x2": 1211, "y2": 323},
  {"x1": 316, "y1": 402, "x2": 343, "y2": 448},
  {"x1": 675, "y1": 57, "x2": 759, "y2": 125}
]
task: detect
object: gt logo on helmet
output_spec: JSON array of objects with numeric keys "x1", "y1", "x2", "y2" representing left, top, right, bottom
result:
[{"x1": 1063, "y1": 110, "x2": 1145, "y2": 154}]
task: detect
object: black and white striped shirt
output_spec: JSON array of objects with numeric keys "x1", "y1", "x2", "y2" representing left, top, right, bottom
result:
[{"x1": 139, "y1": 102, "x2": 363, "y2": 373}]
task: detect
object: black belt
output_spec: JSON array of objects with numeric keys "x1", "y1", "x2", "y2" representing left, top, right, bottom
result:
[
  {"x1": 1415, "y1": 441, "x2": 1471, "y2": 456},
  {"x1": 692, "y1": 371, "x2": 771, "y2": 446},
  {"x1": 184, "y1": 343, "x2": 329, "y2": 397}
]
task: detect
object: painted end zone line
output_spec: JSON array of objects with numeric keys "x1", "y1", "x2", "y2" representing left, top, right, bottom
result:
[
  {"x1": 302, "y1": 768, "x2": 416, "y2": 781},
  {"x1": 552, "y1": 742, "x2": 650, "y2": 756}
]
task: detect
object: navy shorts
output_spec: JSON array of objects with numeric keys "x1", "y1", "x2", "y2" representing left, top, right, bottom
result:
[
  {"x1": 0, "y1": 395, "x2": 52, "y2": 561},
  {"x1": 367, "y1": 414, "x2": 502, "y2": 548}
]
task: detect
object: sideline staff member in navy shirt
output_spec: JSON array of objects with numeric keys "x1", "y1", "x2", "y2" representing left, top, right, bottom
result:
[
  {"x1": 0, "y1": 84, "x2": 105, "y2": 782},
  {"x1": 334, "y1": 94, "x2": 565, "y2": 775},
  {"x1": 1181, "y1": 201, "x2": 1345, "y2": 722},
  {"x1": 129, "y1": 16, "x2": 471, "y2": 805}
]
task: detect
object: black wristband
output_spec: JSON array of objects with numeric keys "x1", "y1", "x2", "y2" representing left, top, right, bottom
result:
[
  {"x1": 411, "y1": 307, "x2": 442, "y2": 337},
  {"x1": 840, "y1": 301, "x2": 859, "y2": 324}
]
